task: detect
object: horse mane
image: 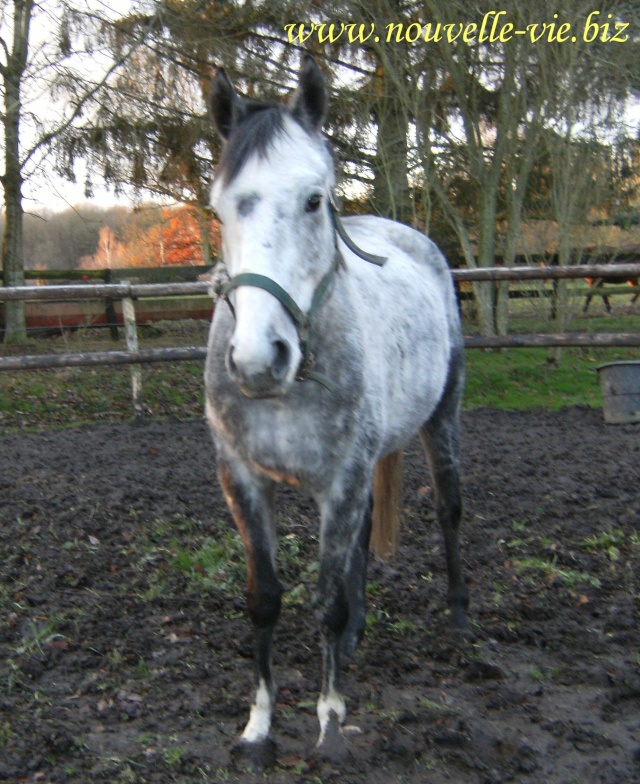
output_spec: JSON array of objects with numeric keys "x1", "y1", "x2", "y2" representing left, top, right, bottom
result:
[
  {"x1": 218, "y1": 103, "x2": 288, "y2": 185},
  {"x1": 217, "y1": 101, "x2": 336, "y2": 188}
]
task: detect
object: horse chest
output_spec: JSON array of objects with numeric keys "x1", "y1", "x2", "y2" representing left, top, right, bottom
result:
[{"x1": 209, "y1": 387, "x2": 352, "y2": 488}]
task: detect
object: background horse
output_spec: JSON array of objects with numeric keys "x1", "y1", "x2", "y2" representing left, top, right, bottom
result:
[
  {"x1": 583, "y1": 269, "x2": 640, "y2": 313},
  {"x1": 204, "y1": 56, "x2": 467, "y2": 764}
]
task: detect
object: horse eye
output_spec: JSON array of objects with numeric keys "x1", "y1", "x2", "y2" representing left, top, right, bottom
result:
[{"x1": 305, "y1": 194, "x2": 322, "y2": 213}]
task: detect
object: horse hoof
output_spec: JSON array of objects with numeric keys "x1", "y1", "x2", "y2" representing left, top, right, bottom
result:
[
  {"x1": 314, "y1": 713, "x2": 351, "y2": 764},
  {"x1": 463, "y1": 658, "x2": 506, "y2": 683},
  {"x1": 448, "y1": 612, "x2": 475, "y2": 643},
  {"x1": 450, "y1": 624, "x2": 474, "y2": 643},
  {"x1": 230, "y1": 737, "x2": 277, "y2": 771}
]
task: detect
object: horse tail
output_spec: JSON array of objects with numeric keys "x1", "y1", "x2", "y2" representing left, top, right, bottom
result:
[{"x1": 370, "y1": 449, "x2": 403, "y2": 559}]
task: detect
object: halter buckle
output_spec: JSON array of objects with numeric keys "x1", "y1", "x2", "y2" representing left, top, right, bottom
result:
[{"x1": 296, "y1": 348, "x2": 316, "y2": 381}]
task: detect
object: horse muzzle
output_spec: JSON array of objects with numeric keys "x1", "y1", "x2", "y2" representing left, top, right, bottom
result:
[{"x1": 226, "y1": 335, "x2": 295, "y2": 398}]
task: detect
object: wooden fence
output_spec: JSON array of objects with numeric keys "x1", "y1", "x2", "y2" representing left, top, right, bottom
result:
[
  {"x1": 0, "y1": 263, "x2": 639, "y2": 374},
  {"x1": 0, "y1": 267, "x2": 213, "y2": 338}
]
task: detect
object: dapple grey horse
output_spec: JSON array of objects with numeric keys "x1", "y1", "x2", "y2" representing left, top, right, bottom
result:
[{"x1": 205, "y1": 55, "x2": 468, "y2": 762}]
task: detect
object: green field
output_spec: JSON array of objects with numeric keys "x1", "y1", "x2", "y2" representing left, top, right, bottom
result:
[
  {"x1": 464, "y1": 345, "x2": 638, "y2": 409},
  {"x1": 0, "y1": 303, "x2": 638, "y2": 430}
]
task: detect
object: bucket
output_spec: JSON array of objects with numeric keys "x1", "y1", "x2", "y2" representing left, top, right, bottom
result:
[{"x1": 597, "y1": 361, "x2": 640, "y2": 424}]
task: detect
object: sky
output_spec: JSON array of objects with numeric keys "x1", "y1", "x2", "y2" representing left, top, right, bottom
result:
[
  {"x1": 24, "y1": 160, "x2": 135, "y2": 216},
  {"x1": 3, "y1": 0, "x2": 142, "y2": 217}
]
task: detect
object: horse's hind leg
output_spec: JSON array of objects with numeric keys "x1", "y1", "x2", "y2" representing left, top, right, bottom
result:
[
  {"x1": 419, "y1": 354, "x2": 469, "y2": 633},
  {"x1": 217, "y1": 452, "x2": 282, "y2": 759}
]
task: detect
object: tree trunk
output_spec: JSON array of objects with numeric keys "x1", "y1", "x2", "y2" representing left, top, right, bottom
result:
[
  {"x1": 372, "y1": 64, "x2": 412, "y2": 224},
  {"x1": 1, "y1": 0, "x2": 34, "y2": 344},
  {"x1": 475, "y1": 189, "x2": 500, "y2": 336},
  {"x1": 548, "y1": 243, "x2": 571, "y2": 364},
  {"x1": 472, "y1": 281, "x2": 496, "y2": 337},
  {"x1": 1, "y1": 176, "x2": 26, "y2": 343}
]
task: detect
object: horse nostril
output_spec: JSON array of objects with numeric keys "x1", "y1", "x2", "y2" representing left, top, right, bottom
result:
[
  {"x1": 271, "y1": 339, "x2": 291, "y2": 380},
  {"x1": 226, "y1": 337, "x2": 291, "y2": 393}
]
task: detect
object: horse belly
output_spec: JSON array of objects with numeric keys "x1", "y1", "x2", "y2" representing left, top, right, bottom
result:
[
  {"x1": 383, "y1": 335, "x2": 450, "y2": 449},
  {"x1": 358, "y1": 269, "x2": 453, "y2": 451}
]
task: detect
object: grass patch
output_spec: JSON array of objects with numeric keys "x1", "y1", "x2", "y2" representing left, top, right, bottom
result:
[
  {"x1": 529, "y1": 665, "x2": 561, "y2": 682},
  {"x1": 0, "y1": 358, "x2": 205, "y2": 430},
  {"x1": 171, "y1": 531, "x2": 245, "y2": 594},
  {"x1": 463, "y1": 298, "x2": 639, "y2": 409},
  {"x1": 0, "y1": 322, "x2": 208, "y2": 430},
  {"x1": 513, "y1": 556, "x2": 601, "y2": 589},
  {"x1": 0, "y1": 721, "x2": 16, "y2": 749},
  {"x1": 581, "y1": 527, "x2": 639, "y2": 561},
  {"x1": 464, "y1": 345, "x2": 639, "y2": 410}
]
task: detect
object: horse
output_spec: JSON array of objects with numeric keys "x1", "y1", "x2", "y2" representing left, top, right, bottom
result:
[
  {"x1": 204, "y1": 55, "x2": 468, "y2": 763},
  {"x1": 583, "y1": 270, "x2": 640, "y2": 314}
]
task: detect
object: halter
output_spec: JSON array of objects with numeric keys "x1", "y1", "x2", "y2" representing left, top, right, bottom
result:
[{"x1": 217, "y1": 196, "x2": 387, "y2": 392}]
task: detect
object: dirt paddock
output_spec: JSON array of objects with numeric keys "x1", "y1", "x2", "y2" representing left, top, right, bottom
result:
[{"x1": 1, "y1": 406, "x2": 639, "y2": 783}]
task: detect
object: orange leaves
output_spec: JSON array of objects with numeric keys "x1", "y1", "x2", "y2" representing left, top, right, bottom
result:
[
  {"x1": 160, "y1": 207, "x2": 202, "y2": 265},
  {"x1": 83, "y1": 204, "x2": 220, "y2": 269}
]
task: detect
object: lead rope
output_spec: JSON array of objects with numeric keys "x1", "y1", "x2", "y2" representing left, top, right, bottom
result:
[{"x1": 328, "y1": 193, "x2": 387, "y2": 267}]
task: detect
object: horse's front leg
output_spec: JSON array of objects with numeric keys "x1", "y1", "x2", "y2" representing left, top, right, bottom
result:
[
  {"x1": 217, "y1": 453, "x2": 282, "y2": 762},
  {"x1": 314, "y1": 480, "x2": 371, "y2": 757}
]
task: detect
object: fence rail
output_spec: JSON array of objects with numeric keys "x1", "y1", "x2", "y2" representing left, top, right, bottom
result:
[
  {"x1": 452, "y1": 262, "x2": 640, "y2": 281},
  {"x1": 1, "y1": 265, "x2": 210, "y2": 284},
  {"x1": 2, "y1": 263, "x2": 640, "y2": 301},
  {"x1": 1, "y1": 263, "x2": 639, "y2": 373},
  {"x1": 465, "y1": 333, "x2": 640, "y2": 349},
  {"x1": 1, "y1": 334, "x2": 639, "y2": 373},
  {"x1": 0, "y1": 347, "x2": 209, "y2": 371},
  {"x1": 0, "y1": 281, "x2": 210, "y2": 301}
]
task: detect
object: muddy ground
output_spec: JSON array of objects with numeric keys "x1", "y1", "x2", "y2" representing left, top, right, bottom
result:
[{"x1": 0, "y1": 406, "x2": 639, "y2": 784}]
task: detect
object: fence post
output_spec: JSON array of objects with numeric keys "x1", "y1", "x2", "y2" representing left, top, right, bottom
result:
[
  {"x1": 121, "y1": 287, "x2": 143, "y2": 420},
  {"x1": 104, "y1": 269, "x2": 119, "y2": 340}
]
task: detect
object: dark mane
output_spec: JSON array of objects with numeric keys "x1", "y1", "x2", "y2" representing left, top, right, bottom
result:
[{"x1": 218, "y1": 102, "x2": 289, "y2": 185}]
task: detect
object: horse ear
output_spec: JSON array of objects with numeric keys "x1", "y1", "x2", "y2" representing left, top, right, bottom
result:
[
  {"x1": 209, "y1": 68, "x2": 246, "y2": 140},
  {"x1": 290, "y1": 55, "x2": 327, "y2": 132}
]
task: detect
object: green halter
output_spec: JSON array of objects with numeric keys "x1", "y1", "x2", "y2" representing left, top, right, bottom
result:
[{"x1": 220, "y1": 198, "x2": 387, "y2": 392}]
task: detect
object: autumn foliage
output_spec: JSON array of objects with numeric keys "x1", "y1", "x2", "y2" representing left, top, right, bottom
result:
[{"x1": 83, "y1": 205, "x2": 220, "y2": 269}]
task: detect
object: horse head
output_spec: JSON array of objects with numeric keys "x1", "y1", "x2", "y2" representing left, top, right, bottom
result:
[{"x1": 209, "y1": 57, "x2": 337, "y2": 398}]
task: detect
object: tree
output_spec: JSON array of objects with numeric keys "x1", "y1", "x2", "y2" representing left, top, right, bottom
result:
[
  {"x1": 411, "y1": 0, "x2": 552, "y2": 335},
  {"x1": 1, "y1": 0, "x2": 157, "y2": 342},
  {"x1": 1, "y1": 0, "x2": 34, "y2": 341},
  {"x1": 50, "y1": 0, "x2": 640, "y2": 343},
  {"x1": 55, "y1": 0, "x2": 265, "y2": 269},
  {"x1": 411, "y1": 0, "x2": 639, "y2": 336},
  {"x1": 56, "y1": 1, "x2": 421, "y2": 242},
  {"x1": 57, "y1": 1, "x2": 385, "y2": 267},
  {"x1": 87, "y1": 224, "x2": 126, "y2": 269},
  {"x1": 81, "y1": 204, "x2": 220, "y2": 269},
  {"x1": 536, "y1": 23, "x2": 639, "y2": 359}
]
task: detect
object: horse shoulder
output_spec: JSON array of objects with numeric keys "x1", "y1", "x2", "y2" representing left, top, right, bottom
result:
[{"x1": 340, "y1": 215, "x2": 451, "y2": 278}]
